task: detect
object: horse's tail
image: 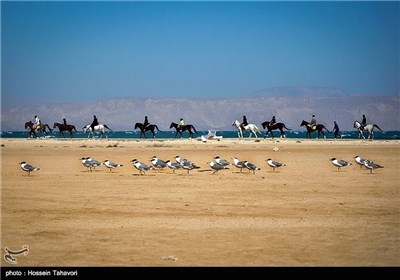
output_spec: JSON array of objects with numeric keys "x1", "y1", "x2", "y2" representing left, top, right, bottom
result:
[
  {"x1": 323, "y1": 125, "x2": 331, "y2": 133},
  {"x1": 283, "y1": 124, "x2": 291, "y2": 131},
  {"x1": 192, "y1": 125, "x2": 198, "y2": 134},
  {"x1": 103, "y1": 124, "x2": 112, "y2": 131},
  {"x1": 72, "y1": 125, "x2": 77, "y2": 132},
  {"x1": 154, "y1": 125, "x2": 161, "y2": 132},
  {"x1": 373, "y1": 124, "x2": 383, "y2": 132},
  {"x1": 254, "y1": 125, "x2": 261, "y2": 134},
  {"x1": 46, "y1": 124, "x2": 53, "y2": 133}
]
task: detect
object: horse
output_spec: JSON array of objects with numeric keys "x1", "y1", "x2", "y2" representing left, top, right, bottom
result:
[
  {"x1": 24, "y1": 121, "x2": 52, "y2": 138},
  {"x1": 169, "y1": 122, "x2": 198, "y2": 138},
  {"x1": 82, "y1": 124, "x2": 112, "y2": 138},
  {"x1": 300, "y1": 120, "x2": 330, "y2": 139},
  {"x1": 53, "y1": 122, "x2": 77, "y2": 138},
  {"x1": 353, "y1": 120, "x2": 383, "y2": 140},
  {"x1": 261, "y1": 121, "x2": 291, "y2": 139},
  {"x1": 232, "y1": 120, "x2": 262, "y2": 138},
  {"x1": 134, "y1": 123, "x2": 161, "y2": 138}
]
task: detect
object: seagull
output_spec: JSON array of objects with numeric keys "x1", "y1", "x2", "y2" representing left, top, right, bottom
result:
[
  {"x1": 244, "y1": 161, "x2": 261, "y2": 174},
  {"x1": 165, "y1": 160, "x2": 181, "y2": 174},
  {"x1": 232, "y1": 157, "x2": 246, "y2": 173},
  {"x1": 208, "y1": 161, "x2": 229, "y2": 174},
  {"x1": 214, "y1": 156, "x2": 229, "y2": 167},
  {"x1": 102, "y1": 160, "x2": 123, "y2": 172},
  {"x1": 80, "y1": 157, "x2": 94, "y2": 172},
  {"x1": 86, "y1": 157, "x2": 101, "y2": 171},
  {"x1": 330, "y1": 158, "x2": 352, "y2": 171},
  {"x1": 363, "y1": 160, "x2": 384, "y2": 174},
  {"x1": 266, "y1": 158, "x2": 286, "y2": 172},
  {"x1": 354, "y1": 155, "x2": 367, "y2": 169},
  {"x1": 150, "y1": 156, "x2": 167, "y2": 170},
  {"x1": 19, "y1": 161, "x2": 40, "y2": 175},
  {"x1": 175, "y1": 155, "x2": 200, "y2": 173},
  {"x1": 131, "y1": 159, "x2": 153, "y2": 175}
]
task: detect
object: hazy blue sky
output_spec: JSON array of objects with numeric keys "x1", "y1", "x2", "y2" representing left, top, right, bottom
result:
[{"x1": 2, "y1": 1, "x2": 399, "y2": 106}]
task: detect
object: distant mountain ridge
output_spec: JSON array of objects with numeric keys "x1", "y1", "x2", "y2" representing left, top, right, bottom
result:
[{"x1": 1, "y1": 87, "x2": 399, "y2": 131}]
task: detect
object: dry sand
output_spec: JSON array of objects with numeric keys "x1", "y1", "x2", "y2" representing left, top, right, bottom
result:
[{"x1": 1, "y1": 138, "x2": 399, "y2": 266}]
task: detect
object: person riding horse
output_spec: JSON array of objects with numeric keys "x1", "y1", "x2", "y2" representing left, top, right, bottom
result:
[
  {"x1": 143, "y1": 116, "x2": 150, "y2": 130},
  {"x1": 91, "y1": 115, "x2": 99, "y2": 131},
  {"x1": 309, "y1": 115, "x2": 317, "y2": 130},
  {"x1": 178, "y1": 118, "x2": 185, "y2": 130},
  {"x1": 270, "y1": 116, "x2": 276, "y2": 127},
  {"x1": 33, "y1": 115, "x2": 40, "y2": 130},
  {"x1": 241, "y1": 115, "x2": 248, "y2": 130}
]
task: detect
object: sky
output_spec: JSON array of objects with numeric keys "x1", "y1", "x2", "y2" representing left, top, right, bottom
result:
[{"x1": 1, "y1": 1, "x2": 399, "y2": 107}]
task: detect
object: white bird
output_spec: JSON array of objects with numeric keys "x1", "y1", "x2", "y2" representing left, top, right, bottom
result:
[
  {"x1": 244, "y1": 161, "x2": 261, "y2": 174},
  {"x1": 232, "y1": 157, "x2": 246, "y2": 173},
  {"x1": 150, "y1": 156, "x2": 167, "y2": 170},
  {"x1": 80, "y1": 157, "x2": 94, "y2": 171},
  {"x1": 102, "y1": 160, "x2": 123, "y2": 172},
  {"x1": 86, "y1": 157, "x2": 101, "y2": 171},
  {"x1": 208, "y1": 161, "x2": 229, "y2": 174},
  {"x1": 165, "y1": 160, "x2": 181, "y2": 174},
  {"x1": 354, "y1": 155, "x2": 367, "y2": 168},
  {"x1": 19, "y1": 161, "x2": 40, "y2": 175},
  {"x1": 266, "y1": 158, "x2": 286, "y2": 172},
  {"x1": 131, "y1": 159, "x2": 153, "y2": 175},
  {"x1": 330, "y1": 158, "x2": 352, "y2": 171},
  {"x1": 214, "y1": 156, "x2": 229, "y2": 166},
  {"x1": 175, "y1": 155, "x2": 200, "y2": 173},
  {"x1": 363, "y1": 160, "x2": 384, "y2": 174}
]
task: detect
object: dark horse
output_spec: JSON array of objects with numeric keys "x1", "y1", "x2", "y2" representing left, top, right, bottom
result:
[
  {"x1": 134, "y1": 123, "x2": 161, "y2": 138},
  {"x1": 300, "y1": 120, "x2": 330, "y2": 139},
  {"x1": 53, "y1": 122, "x2": 77, "y2": 138},
  {"x1": 25, "y1": 121, "x2": 52, "y2": 138},
  {"x1": 169, "y1": 122, "x2": 198, "y2": 138},
  {"x1": 261, "y1": 121, "x2": 291, "y2": 139}
]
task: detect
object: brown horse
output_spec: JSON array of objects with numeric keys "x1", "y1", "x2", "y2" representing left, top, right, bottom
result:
[
  {"x1": 25, "y1": 121, "x2": 52, "y2": 138},
  {"x1": 169, "y1": 122, "x2": 198, "y2": 138},
  {"x1": 53, "y1": 122, "x2": 77, "y2": 138},
  {"x1": 261, "y1": 121, "x2": 291, "y2": 139},
  {"x1": 300, "y1": 120, "x2": 330, "y2": 139},
  {"x1": 134, "y1": 123, "x2": 161, "y2": 138}
]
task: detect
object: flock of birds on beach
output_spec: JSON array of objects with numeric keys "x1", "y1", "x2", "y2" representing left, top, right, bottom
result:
[{"x1": 19, "y1": 155, "x2": 383, "y2": 176}]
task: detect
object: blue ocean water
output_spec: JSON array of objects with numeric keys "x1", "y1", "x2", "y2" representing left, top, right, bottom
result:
[{"x1": 1, "y1": 130, "x2": 399, "y2": 140}]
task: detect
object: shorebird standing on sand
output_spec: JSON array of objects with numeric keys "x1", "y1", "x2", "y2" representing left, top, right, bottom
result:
[
  {"x1": 266, "y1": 158, "x2": 286, "y2": 172},
  {"x1": 19, "y1": 161, "x2": 40, "y2": 176},
  {"x1": 330, "y1": 158, "x2": 352, "y2": 171}
]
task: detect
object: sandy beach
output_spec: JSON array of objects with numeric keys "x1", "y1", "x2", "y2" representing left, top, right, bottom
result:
[{"x1": 1, "y1": 138, "x2": 399, "y2": 266}]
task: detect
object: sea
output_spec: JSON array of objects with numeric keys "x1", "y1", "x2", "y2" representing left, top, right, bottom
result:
[{"x1": 1, "y1": 130, "x2": 399, "y2": 140}]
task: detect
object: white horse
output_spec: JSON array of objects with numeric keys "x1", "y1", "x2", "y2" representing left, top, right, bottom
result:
[
  {"x1": 83, "y1": 124, "x2": 112, "y2": 138},
  {"x1": 354, "y1": 121, "x2": 383, "y2": 140},
  {"x1": 232, "y1": 120, "x2": 262, "y2": 138}
]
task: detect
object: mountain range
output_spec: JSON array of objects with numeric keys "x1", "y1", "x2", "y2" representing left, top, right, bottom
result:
[{"x1": 1, "y1": 87, "x2": 399, "y2": 131}]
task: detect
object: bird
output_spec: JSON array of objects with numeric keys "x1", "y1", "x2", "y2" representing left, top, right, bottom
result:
[
  {"x1": 175, "y1": 156, "x2": 200, "y2": 174},
  {"x1": 354, "y1": 155, "x2": 367, "y2": 169},
  {"x1": 266, "y1": 158, "x2": 286, "y2": 172},
  {"x1": 86, "y1": 157, "x2": 101, "y2": 171},
  {"x1": 150, "y1": 156, "x2": 167, "y2": 170},
  {"x1": 19, "y1": 161, "x2": 40, "y2": 175},
  {"x1": 165, "y1": 160, "x2": 181, "y2": 174},
  {"x1": 244, "y1": 161, "x2": 261, "y2": 174},
  {"x1": 214, "y1": 156, "x2": 229, "y2": 167},
  {"x1": 102, "y1": 160, "x2": 123, "y2": 172},
  {"x1": 363, "y1": 160, "x2": 384, "y2": 174},
  {"x1": 231, "y1": 157, "x2": 246, "y2": 173},
  {"x1": 131, "y1": 159, "x2": 153, "y2": 175},
  {"x1": 208, "y1": 161, "x2": 229, "y2": 174},
  {"x1": 80, "y1": 157, "x2": 94, "y2": 171},
  {"x1": 330, "y1": 158, "x2": 352, "y2": 171}
]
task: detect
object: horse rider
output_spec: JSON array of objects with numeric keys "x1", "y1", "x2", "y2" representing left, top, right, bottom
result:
[
  {"x1": 178, "y1": 118, "x2": 185, "y2": 130},
  {"x1": 361, "y1": 114, "x2": 366, "y2": 130},
  {"x1": 241, "y1": 115, "x2": 248, "y2": 130},
  {"x1": 90, "y1": 115, "x2": 99, "y2": 131},
  {"x1": 33, "y1": 115, "x2": 40, "y2": 130},
  {"x1": 309, "y1": 115, "x2": 317, "y2": 130},
  {"x1": 143, "y1": 116, "x2": 150, "y2": 129},
  {"x1": 62, "y1": 118, "x2": 68, "y2": 129},
  {"x1": 270, "y1": 116, "x2": 276, "y2": 127}
]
